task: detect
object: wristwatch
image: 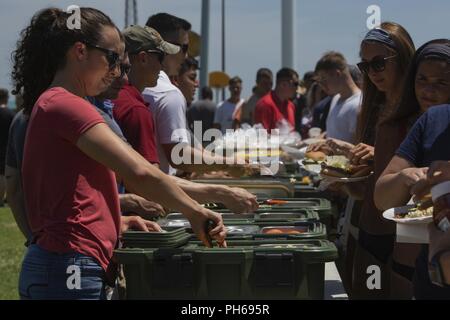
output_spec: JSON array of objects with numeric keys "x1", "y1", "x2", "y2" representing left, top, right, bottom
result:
[{"x1": 429, "y1": 250, "x2": 450, "y2": 287}]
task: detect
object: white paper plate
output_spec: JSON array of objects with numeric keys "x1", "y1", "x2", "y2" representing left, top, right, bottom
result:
[
  {"x1": 300, "y1": 159, "x2": 323, "y2": 174},
  {"x1": 382, "y1": 205, "x2": 433, "y2": 224},
  {"x1": 319, "y1": 171, "x2": 373, "y2": 183}
]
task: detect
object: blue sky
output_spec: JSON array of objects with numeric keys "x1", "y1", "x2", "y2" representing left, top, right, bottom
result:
[{"x1": 0, "y1": 0, "x2": 449, "y2": 105}]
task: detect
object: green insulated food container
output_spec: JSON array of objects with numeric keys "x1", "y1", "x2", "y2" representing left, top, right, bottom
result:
[{"x1": 114, "y1": 239, "x2": 338, "y2": 300}]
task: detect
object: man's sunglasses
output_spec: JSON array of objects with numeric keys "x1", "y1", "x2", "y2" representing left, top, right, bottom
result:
[
  {"x1": 172, "y1": 42, "x2": 189, "y2": 54},
  {"x1": 120, "y1": 63, "x2": 131, "y2": 78},
  {"x1": 357, "y1": 55, "x2": 397, "y2": 74},
  {"x1": 147, "y1": 50, "x2": 165, "y2": 64},
  {"x1": 283, "y1": 79, "x2": 299, "y2": 87},
  {"x1": 84, "y1": 42, "x2": 121, "y2": 70}
]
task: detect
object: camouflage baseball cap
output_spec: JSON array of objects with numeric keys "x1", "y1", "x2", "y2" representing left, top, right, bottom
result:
[{"x1": 123, "y1": 25, "x2": 180, "y2": 55}]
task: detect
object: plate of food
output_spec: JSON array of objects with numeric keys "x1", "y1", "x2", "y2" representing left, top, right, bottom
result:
[
  {"x1": 300, "y1": 151, "x2": 327, "y2": 174},
  {"x1": 319, "y1": 155, "x2": 373, "y2": 183},
  {"x1": 382, "y1": 204, "x2": 433, "y2": 224}
]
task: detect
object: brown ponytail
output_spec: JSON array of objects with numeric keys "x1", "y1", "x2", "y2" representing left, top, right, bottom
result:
[{"x1": 11, "y1": 7, "x2": 117, "y2": 115}]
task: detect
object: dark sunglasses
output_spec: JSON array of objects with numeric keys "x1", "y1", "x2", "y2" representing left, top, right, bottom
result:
[
  {"x1": 84, "y1": 42, "x2": 120, "y2": 70},
  {"x1": 357, "y1": 55, "x2": 397, "y2": 74},
  {"x1": 314, "y1": 76, "x2": 328, "y2": 84},
  {"x1": 283, "y1": 79, "x2": 299, "y2": 87},
  {"x1": 172, "y1": 42, "x2": 189, "y2": 54},
  {"x1": 120, "y1": 63, "x2": 131, "y2": 78},
  {"x1": 147, "y1": 50, "x2": 165, "y2": 64}
]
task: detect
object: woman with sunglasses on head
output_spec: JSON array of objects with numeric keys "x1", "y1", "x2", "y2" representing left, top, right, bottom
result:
[
  {"x1": 374, "y1": 40, "x2": 450, "y2": 299},
  {"x1": 342, "y1": 22, "x2": 415, "y2": 299},
  {"x1": 12, "y1": 7, "x2": 226, "y2": 300}
]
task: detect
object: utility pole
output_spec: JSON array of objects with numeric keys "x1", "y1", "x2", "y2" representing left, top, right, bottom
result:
[
  {"x1": 125, "y1": 0, "x2": 138, "y2": 28},
  {"x1": 221, "y1": 0, "x2": 226, "y2": 101},
  {"x1": 281, "y1": 0, "x2": 296, "y2": 70},
  {"x1": 199, "y1": 0, "x2": 210, "y2": 99}
]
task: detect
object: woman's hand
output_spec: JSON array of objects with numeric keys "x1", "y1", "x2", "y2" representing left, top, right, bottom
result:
[
  {"x1": 220, "y1": 187, "x2": 258, "y2": 213},
  {"x1": 307, "y1": 140, "x2": 333, "y2": 154},
  {"x1": 120, "y1": 194, "x2": 167, "y2": 219},
  {"x1": 186, "y1": 207, "x2": 227, "y2": 248},
  {"x1": 399, "y1": 167, "x2": 428, "y2": 190},
  {"x1": 348, "y1": 143, "x2": 374, "y2": 165},
  {"x1": 411, "y1": 161, "x2": 450, "y2": 201},
  {"x1": 325, "y1": 139, "x2": 355, "y2": 156},
  {"x1": 120, "y1": 215, "x2": 163, "y2": 234},
  {"x1": 307, "y1": 138, "x2": 354, "y2": 156}
]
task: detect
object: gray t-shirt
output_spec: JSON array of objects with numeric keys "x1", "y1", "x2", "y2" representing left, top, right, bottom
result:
[
  {"x1": 95, "y1": 106, "x2": 127, "y2": 143},
  {"x1": 6, "y1": 109, "x2": 28, "y2": 170},
  {"x1": 1, "y1": 106, "x2": 15, "y2": 173},
  {"x1": 214, "y1": 99, "x2": 244, "y2": 134},
  {"x1": 326, "y1": 91, "x2": 362, "y2": 144},
  {"x1": 5, "y1": 103, "x2": 127, "y2": 171}
]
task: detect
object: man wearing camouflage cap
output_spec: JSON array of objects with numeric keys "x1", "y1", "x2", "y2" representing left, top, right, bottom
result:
[
  {"x1": 121, "y1": 25, "x2": 180, "y2": 89},
  {"x1": 112, "y1": 25, "x2": 179, "y2": 166}
]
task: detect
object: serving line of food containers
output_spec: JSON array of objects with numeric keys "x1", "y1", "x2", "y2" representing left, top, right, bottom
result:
[{"x1": 114, "y1": 170, "x2": 343, "y2": 299}]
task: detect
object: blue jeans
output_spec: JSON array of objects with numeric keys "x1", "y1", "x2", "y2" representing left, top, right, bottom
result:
[{"x1": 19, "y1": 244, "x2": 106, "y2": 300}]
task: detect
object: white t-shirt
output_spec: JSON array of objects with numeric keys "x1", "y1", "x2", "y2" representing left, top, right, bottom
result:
[
  {"x1": 142, "y1": 71, "x2": 190, "y2": 175},
  {"x1": 213, "y1": 99, "x2": 244, "y2": 134},
  {"x1": 326, "y1": 91, "x2": 362, "y2": 144}
]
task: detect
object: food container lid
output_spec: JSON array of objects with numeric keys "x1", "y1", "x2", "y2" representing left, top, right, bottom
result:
[
  {"x1": 166, "y1": 213, "x2": 184, "y2": 220},
  {"x1": 122, "y1": 228, "x2": 187, "y2": 240},
  {"x1": 123, "y1": 233, "x2": 191, "y2": 248},
  {"x1": 258, "y1": 212, "x2": 307, "y2": 220},
  {"x1": 226, "y1": 225, "x2": 259, "y2": 234},
  {"x1": 257, "y1": 243, "x2": 316, "y2": 249},
  {"x1": 431, "y1": 181, "x2": 450, "y2": 201},
  {"x1": 159, "y1": 219, "x2": 191, "y2": 228},
  {"x1": 260, "y1": 226, "x2": 309, "y2": 234},
  {"x1": 221, "y1": 213, "x2": 254, "y2": 220}
]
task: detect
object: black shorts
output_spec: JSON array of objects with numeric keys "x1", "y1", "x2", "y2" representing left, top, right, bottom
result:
[
  {"x1": 391, "y1": 260, "x2": 415, "y2": 282},
  {"x1": 358, "y1": 229, "x2": 395, "y2": 264}
]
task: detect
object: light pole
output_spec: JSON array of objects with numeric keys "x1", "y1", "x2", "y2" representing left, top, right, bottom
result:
[
  {"x1": 281, "y1": 0, "x2": 296, "y2": 70},
  {"x1": 125, "y1": 0, "x2": 138, "y2": 28},
  {"x1": 199, "y1": 0, "x2": 210, "y2": 99},
  {"x1": 221, "y1": 0, "x2": 226, "y2": 101}
]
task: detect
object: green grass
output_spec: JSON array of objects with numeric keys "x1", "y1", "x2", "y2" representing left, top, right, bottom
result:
[{"x1": 0, "y1": 207, "x2": 26, "y2": 300}]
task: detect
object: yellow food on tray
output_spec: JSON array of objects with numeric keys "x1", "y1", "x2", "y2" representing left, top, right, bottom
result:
[{"x1": 301, "y1": 176, "x2": 311, "y2": 185}]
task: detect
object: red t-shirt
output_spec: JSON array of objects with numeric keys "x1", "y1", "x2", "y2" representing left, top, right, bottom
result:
[
  {"x1": 22, "y1": 87, "x2": 121, "y2": 272},
  {"x1": 112, "y1": 83, "x2": 160, "y2": 164},
  {"x1": 254, "y1": 91, "x2": 295, "y2": 131}
]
